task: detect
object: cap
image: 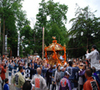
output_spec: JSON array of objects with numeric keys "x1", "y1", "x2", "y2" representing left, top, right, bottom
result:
[{"x1": 65, "y1": 71, "x2": 70, "y2": 76}]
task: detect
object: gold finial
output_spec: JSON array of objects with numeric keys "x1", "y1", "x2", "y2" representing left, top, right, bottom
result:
[{"x1": 52, "y1": 36, "x2": 56, "y2": 40}]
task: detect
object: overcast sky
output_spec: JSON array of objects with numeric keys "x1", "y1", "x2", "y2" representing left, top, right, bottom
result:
[{"x1": 22, "y1": 0, "x2": 100, "y2": 30}]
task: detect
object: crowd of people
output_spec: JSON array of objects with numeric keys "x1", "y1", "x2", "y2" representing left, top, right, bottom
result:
[{"x1": 0, "y1": 45, "x2": 100, "y2": 90}]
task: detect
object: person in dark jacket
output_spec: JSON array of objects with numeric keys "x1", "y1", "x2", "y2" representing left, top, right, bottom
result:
[
  {"x1": 46, "y1": 65, "x2": 53, "y2": 89},
  {"x1": 25, "y1": 63, "x2": 33, "y2": 79}
]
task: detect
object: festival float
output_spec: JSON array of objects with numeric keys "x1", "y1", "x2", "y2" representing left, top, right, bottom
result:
[{"x1": 44, "y1": 37, "x2": 66, "y2": 65}]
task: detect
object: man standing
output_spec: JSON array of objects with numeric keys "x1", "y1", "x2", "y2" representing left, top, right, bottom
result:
[
  {"x1": 0, "y1": 61, "x2": 7, "y2": 89},
  {"x1": 66, "y1": 61, "x2": 79, "y2": 90},
  {"x1": 54, "y1": 65, "x2": 61, "y2": 90},
  {"x1": 13, "y1": 60, "x2": 18, "y2": 75},
  {"x1": 8, "y1": 60, "x2": 14, "y2": 85},
  {"x1": 83, "y1": 69, "x2": 100, "y2": 90},
  {"x1": 59, "y1": 71, "x2": 71, "y2": 90},
  {"x1": 25, "y1": 63, "x2": 33, "y2": 79},
  {"x1": 12, "y1": 66, "x2": 25, "y2": 90},
  {"x1": 31, "y1": 67, "x2": 47, "y2": 90},
  {"x1": 86, "y1": 45, "x2": 100, "y2": 70}
]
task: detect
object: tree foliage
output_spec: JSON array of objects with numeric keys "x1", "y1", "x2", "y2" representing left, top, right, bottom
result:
[
  {"x1": 67, "y1": 4, "x2": 100, "y2": 58},
  {"x1": 0, "y1": 0, "x2": 30, "y2": 57},
  {"x1": 34, "y1": 0, "x2": 68, "y2": 56}
]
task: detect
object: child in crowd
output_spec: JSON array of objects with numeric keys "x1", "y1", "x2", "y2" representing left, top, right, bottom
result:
[{"x1": 4, "y1": 78, "x2": 9, "y2": 90}]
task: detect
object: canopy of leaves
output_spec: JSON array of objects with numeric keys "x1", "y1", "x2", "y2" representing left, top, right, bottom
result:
[
  {"x1": 0, "y1": 0, "x2": 30, "y2": 57},
  {"x1": 33, "y1": 0, "x2": 68, "y2": 56},
  {"x1": 67, "y1": 4, "x2": 100, "y2": 58}
]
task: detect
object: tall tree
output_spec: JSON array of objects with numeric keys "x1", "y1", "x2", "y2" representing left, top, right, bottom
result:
[
  {"x1": 0, "y1": 0, "x2": 30, "y2": 57},
  {"x1": 67, "y1": 4, "x2": 100, "y2": 57},
  {"x1": 34, "y1": 0, "x2": 68, "y2": 56}
]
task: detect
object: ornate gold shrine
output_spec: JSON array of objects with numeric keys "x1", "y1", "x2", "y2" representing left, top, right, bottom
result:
[{"x1": 44, "y1": 37, "x2": 66, "y2": 65}]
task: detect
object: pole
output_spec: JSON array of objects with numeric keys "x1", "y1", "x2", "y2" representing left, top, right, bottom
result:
[
  {"x1": 17, "y1": 31, "x2": 20, "y2": 57},
  {"x1": 42, "y1": 27, "x2": 44, "y2": 60},
  {"x1": 34, "y1": 30, "x2": 36, "y2": 53},
  {"x1": 2, "y1": 18, "x2": 5, "y2": 55},
  {"x1": 5, "y1": 35, "x2": 7, "y2": 52}
]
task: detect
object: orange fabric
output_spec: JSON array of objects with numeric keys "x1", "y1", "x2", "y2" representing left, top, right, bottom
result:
[
  {"x1": 44, "y1": 47, "x2": 48, "y2": 59},
  {"x1": 52, "y1": 40, "x2": 57, "y2": 43},
  {"x1": 83, "y1": 77, "x2": 100, "y2": 90},
  {"x1": 44, "y1": 40, "x2": 66, "y2": 64},
  {"x1": 1, "y1": 65, "x2": 6, "y2": 80},
  {"x1": 35, "y1": 78, "x2": 40, "y2": 88}
]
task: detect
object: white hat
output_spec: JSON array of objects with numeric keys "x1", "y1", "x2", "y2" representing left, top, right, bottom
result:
[{"x1": 65, "y1": 71, "x2": 70, "y2": 76}]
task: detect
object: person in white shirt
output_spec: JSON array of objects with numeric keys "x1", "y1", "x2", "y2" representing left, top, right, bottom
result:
[{"x1": 85, "y1": 45, "x2": 100, "y2": 70}]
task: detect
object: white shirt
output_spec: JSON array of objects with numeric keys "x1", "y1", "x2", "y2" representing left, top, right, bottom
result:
[{"x1": 86, "y1": 49, "x2": 100, "y2": 70}]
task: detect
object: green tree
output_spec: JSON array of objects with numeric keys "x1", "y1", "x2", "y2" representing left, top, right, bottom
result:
[
  {"x1": 0, "y1": 0, "x2": 30, "y2": 57},
  {"x1": 67, "y1": 4, "x2": 100, "y2": 57},
  {"x1": 34, "y1": 0, "x2": 68, "y2": 56},
  {"x1": 20, "y1": 25, "x2": 34, "y2": 56}
]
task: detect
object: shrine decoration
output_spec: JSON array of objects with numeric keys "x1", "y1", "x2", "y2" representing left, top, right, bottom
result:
[{"x1": 44, "y1": 37, "x2": 66, "y2": 65}]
